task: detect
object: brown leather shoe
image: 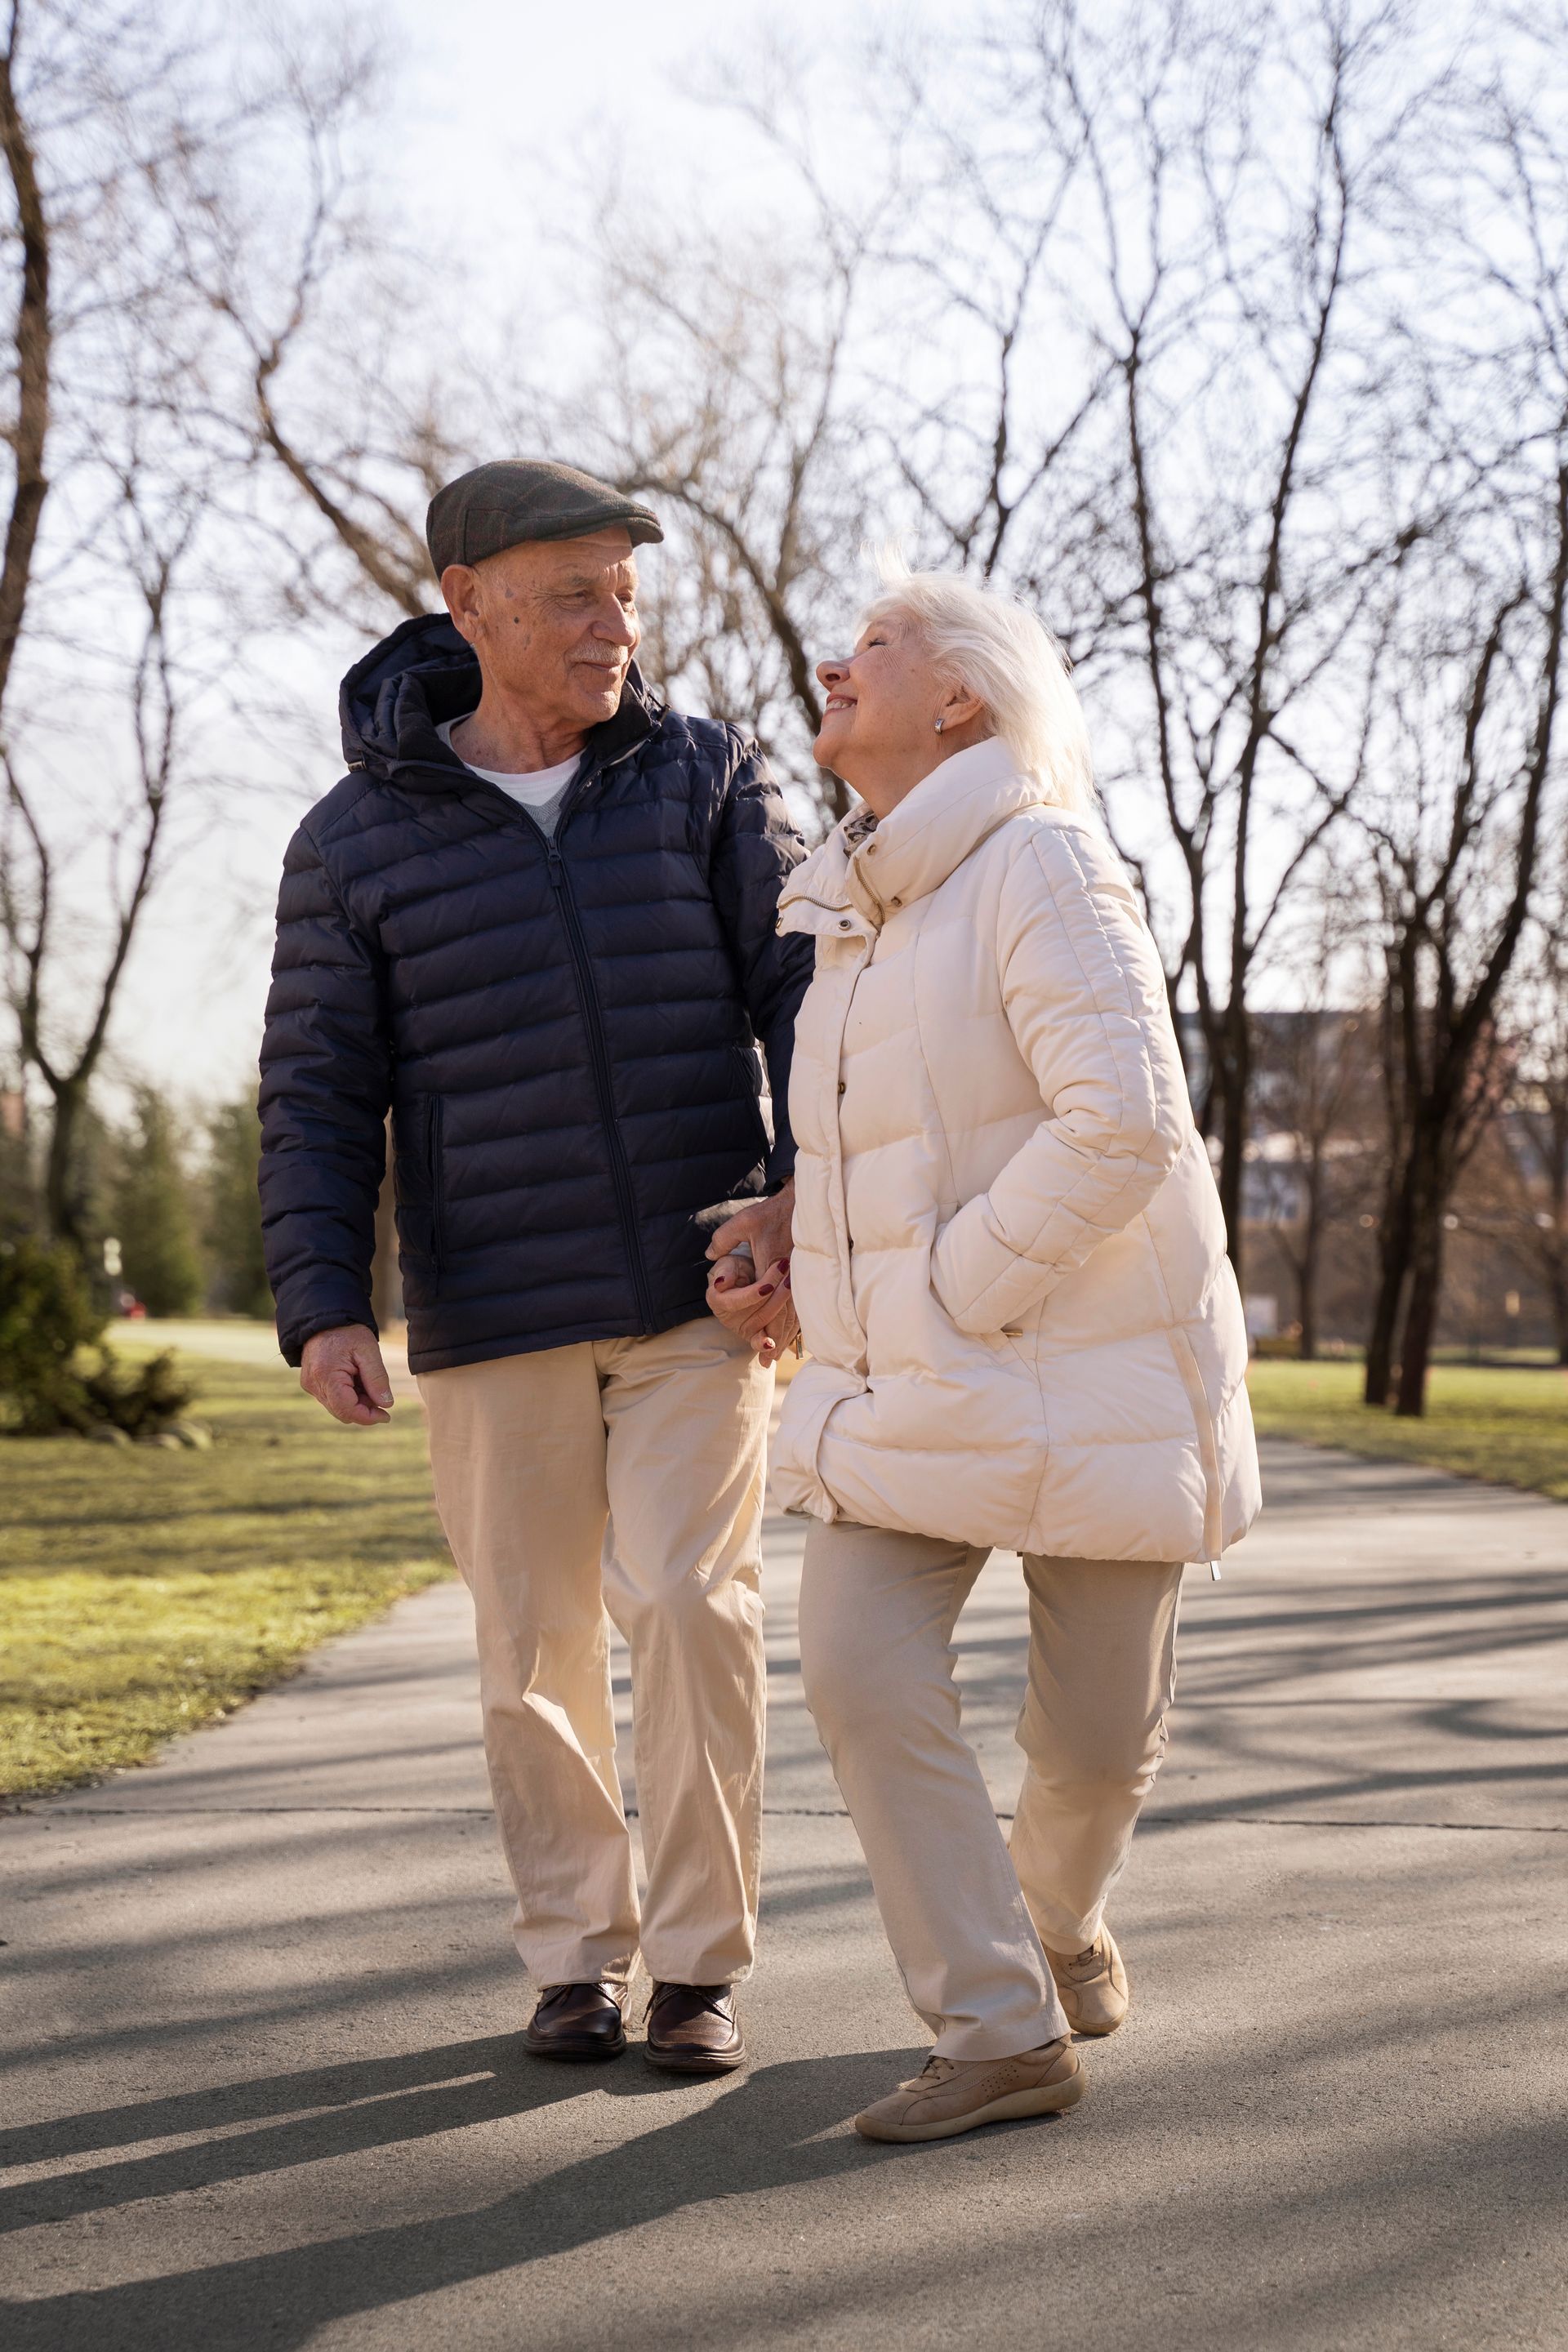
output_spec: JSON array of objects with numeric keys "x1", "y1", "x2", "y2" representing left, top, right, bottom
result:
[
  {"x1": 644, "y1": 1982, "x2": 746, "y2": 2074},
  {"x1": 522, "y1": 1981, "x2": 627, "y2": 2060}
]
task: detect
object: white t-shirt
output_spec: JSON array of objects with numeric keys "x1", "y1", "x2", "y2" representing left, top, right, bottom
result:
[{"x1": 436, "y1": 717, "x2": 579, "y2": 836}]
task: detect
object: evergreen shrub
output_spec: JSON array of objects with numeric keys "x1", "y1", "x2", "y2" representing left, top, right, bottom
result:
[{"x1": 0, "y1": 1237, "x2": 194, "y2": 1437}]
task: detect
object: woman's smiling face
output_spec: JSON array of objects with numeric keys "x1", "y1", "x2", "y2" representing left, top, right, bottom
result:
[{"x1": 813, "y1": 611, "x2": 944, "y2": 782}]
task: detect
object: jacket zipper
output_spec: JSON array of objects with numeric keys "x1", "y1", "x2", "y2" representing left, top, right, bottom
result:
[
  {"x1": 448, "y1": 735, "x2": 656, "y2": 1330},
  {"x1": 546, "y1": 836, "x2": 657, "y2": 1332}
]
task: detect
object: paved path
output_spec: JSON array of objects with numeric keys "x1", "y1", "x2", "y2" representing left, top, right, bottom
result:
[
  {"x1": 107, "y1": 1319, "x2": 422, "y2": 1401},
  {"x1": 2, "y1": 1441, "x2": 1566, "y2": 2349}
]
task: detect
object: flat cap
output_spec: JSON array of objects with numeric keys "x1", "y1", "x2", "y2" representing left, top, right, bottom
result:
[{"x1": 425, "y1": 459, "x2": 662, "y2": 574}]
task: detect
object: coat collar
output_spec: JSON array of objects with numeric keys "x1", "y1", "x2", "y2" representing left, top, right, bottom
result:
[
  {"x1": 779, "y1": 738, "x2": 1049, "y2": 938},
  {"x1": 338, "y1": 611, "x2": 662, "y2": 795}
]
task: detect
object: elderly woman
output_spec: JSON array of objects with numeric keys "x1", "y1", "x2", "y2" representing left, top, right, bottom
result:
[{"x1": 713, "y1": 565, "x2": 1258, "y2": 2145}]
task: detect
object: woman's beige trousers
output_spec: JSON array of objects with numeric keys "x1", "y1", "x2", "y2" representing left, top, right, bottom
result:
[
  {"x1": 799, "y1": 1521, "x2": 1183, "y2": 2060},
  {"x1": 419, "y1": 1318, "x2": 769, "y2": 1991}
]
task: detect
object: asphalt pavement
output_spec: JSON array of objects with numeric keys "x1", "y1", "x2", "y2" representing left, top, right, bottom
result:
[{"x1": 2, "y1": 1437, "x2": 1566, "y2": 2350}]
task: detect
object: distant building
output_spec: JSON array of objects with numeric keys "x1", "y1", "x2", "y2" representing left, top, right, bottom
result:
[
  {"x1": 0, "y1": 1088, "x2": 34, "y2": 1237},
  {"x1": 1177, "y1": 1012, "x2": 1556, "y2": 1356}
]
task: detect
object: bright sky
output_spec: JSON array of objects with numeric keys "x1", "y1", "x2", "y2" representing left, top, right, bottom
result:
[
  {"x1": 116, "y1": 0, "x2": 864, "y2": 1109},
  {"x1": 38, "y1": 0, "x2": 1542, "y2": 1116},
  {"x1": 390, "y1": 0, "x2": 849, "y2": 229}
]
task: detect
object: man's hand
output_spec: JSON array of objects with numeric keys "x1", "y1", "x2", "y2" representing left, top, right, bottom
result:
[
  {"x1": 706, "y1": 1180, "x2": 795, "y2": 1285},
  {"x1": 300, "y1": 1325, "x2": 394, "y2": 1426}
]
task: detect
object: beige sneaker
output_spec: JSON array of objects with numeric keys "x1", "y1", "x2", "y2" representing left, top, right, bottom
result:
[
  {"x1": 1045, "y1": 1926, "x2": 1129, "y2": 2037},
  {"x1": 853, "y1": 2038, "x2": 1085, "y2": 2145}
]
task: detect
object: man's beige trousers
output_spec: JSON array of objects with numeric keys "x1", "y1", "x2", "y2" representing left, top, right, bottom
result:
[
  {"x1": 800, "y1": 1521, "x2": 1183, "y2": 2060},
  {"x1": 418, "y1": 1318, "x2": 770, "y2": 1989}
]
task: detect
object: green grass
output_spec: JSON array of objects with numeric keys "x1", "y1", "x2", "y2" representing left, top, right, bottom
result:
[
  {"x1": 1247, "y1": 1358, "x2": 1568, "y2": 1503},
  {"x1": 1, "y1": 1347, "x2": 449, "y2": 1800}
]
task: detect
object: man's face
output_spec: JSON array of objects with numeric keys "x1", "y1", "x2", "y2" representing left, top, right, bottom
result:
[{"x1": 441, "y1": 529, "x2": 640, "y2": 730}]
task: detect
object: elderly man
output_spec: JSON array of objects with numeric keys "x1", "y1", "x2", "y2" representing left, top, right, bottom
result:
[{"x1": 260, "y1": 460, "x2": 808, "y2": 2072}]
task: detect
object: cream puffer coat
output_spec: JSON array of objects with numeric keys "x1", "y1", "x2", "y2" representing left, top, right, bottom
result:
[{"x1": 770, "y1": 737, "x2": 1260, "y2": 1565}]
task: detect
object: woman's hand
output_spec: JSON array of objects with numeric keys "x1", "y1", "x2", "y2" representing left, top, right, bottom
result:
[{"x1": 707, "y1": 1250, "x2": 800, "y2": 1367}]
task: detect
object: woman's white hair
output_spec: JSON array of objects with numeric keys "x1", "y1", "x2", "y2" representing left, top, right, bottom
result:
[{"x1": 863, "y1": 553, "x2": 1096, "y2": 816}]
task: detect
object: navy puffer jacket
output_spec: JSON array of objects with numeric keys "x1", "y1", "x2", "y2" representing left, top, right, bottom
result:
[{"x1": 259, "y1": 614, "x2": 813, "y2": 1374}]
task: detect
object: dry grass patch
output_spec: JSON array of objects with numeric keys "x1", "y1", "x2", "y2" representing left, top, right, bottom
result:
[{"x1": 1247, "y1": 1358, "x2": 1568, "y2": 1503}]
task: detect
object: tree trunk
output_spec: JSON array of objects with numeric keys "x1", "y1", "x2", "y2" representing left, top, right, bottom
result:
[
  {"x1": 0, "y1": 42, "x2": 52, "y2": 719},
  {"x1": 1294, "y1": 1138, "x2": 1325, "y2": 1361},
  {"x1": 42, "y1": 1077, "x2": 88, "y2": 1257},
  {"x1": 1214, "y1": 1009, "x2": 1252, "y2": 1286},
  {"x1": 1295, "y1": 1216, "x2": 1320, "y2": 1362},
  {"x1": 1394, "y1": 1209, "x2": 1445, "y2": 1417},
  {"x1": 1364, "y1": 1167, "x2": 1414, "y2": 1407},
  {"x1": 1548, "y1": 1261, "x2": 1568, "y2": 1370},
  {"x1": 1393, "y1": 1129, "x2": 1450, "y2": 1418}
]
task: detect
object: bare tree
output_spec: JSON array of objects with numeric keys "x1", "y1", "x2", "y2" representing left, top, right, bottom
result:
[
  {"x1": 1253, "y1": 896, "x2": 1382, "y2": 1359},
  {"x1": 163, "y1": 17, "x2": 451, "y2": 638},
  {"x1": 1046, "y1": 2, "x2": 1428, "y2": 1279},
  {"x1": 1258, "y1": 1021, "x2": 1376, "y2": 1359},
  {"x1": 0, "y1": 1, "x2": 289, "y2": 1248},
  {"x1": 201, "y1": 114, "x2": 878, "y2": 821},
  {"x1": 11, "y1": 0, "x2": 1544, "y2": 1419},
  {"x1": 798, "y1": 16, "x2": 1113, "y2": 617},
  {"x1": 2, "y1": 478, "x2": 205, "y2": 1245},
  {"x1": 775, "y1": 0, "x2": 1562, "y2": 1387},
  {"x1": 573, "y1": 217, "x2": 876, "y2": 817},
  {"x1": 751, "y1": 2, "x2": 1433, "y2": 1276},
  {"x1": 1355, "y1": 47, "x2": 1568, "y2": 1414},
  {"x1": 1359, "y1": 533, "x2": 1566, "y2": 1410},
  {"x1": 0, "y1": 1, "x2": 49, "y2": 733},
  {"x1": 1487, "y1": 904, "x2": 1568, "y2": 1365}
]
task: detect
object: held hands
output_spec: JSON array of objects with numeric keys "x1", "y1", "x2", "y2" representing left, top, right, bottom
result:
[
  {"x1": 706, "y1": 1182, "x2": 800, "y2": 1369},
  {"x1": 300, "y1": 1324, "x2": 395, "y2": 1425},
  {"x1": 707, "y1": 1250, "x2": 799, "y2": 1367},
  {"x1": 298, "y1": 1203, "x2": 799, "y2": 1409}
]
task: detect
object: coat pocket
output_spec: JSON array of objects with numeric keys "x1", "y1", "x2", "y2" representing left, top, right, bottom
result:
[
  {"x1": 1168, "y1": 1323, "x2": 1223, "y2": 1561},
  {"x1": 425, "y1": 1094, "x2": 447, "y2": 1277},
  {"x1": 732, "y1": 1041, "x2": 772, "y2": 1160}
]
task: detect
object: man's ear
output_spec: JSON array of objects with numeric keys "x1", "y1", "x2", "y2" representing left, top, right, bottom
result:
[{"x1": 440, "y1": 564, "x2": 483, "y2": 645}]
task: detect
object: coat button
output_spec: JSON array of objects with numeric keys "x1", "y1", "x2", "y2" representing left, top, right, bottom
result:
[
  {"x1": 838, "y1": 919, "x2": 851, "y2": 929},
  {"x1": 837, "y1": 1080, "x2": 846, "y2": 1094}
]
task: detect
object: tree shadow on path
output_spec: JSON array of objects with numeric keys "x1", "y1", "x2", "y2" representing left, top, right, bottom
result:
[{"x1": 2, "y1": 2038, "x2": 929, "y2": 2350}]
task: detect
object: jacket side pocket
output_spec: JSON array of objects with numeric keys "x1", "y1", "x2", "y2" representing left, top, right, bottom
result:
[
  {"x1": 1168, "y1": 1324, "x2": 1223, "y2": 1562},
  {"x1": 427, "y1": 1094, "x2": 447, "y2": 1276},
  {"x1": 733, "y1": 1041, "x2": 771, "y2": 1160}
]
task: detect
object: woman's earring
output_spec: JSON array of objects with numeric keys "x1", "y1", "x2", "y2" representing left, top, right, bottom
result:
[{"x1": 934, "y1": 715, "x2": 945, "y2": 734}]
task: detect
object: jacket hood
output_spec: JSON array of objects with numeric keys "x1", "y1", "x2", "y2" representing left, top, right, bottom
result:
[
  {"x1": 338, "y1": 610, "x2": 661, "y2": 791},
  {"x1": 779, "y1": 737, "x2": 1053, "y2": 938}
]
